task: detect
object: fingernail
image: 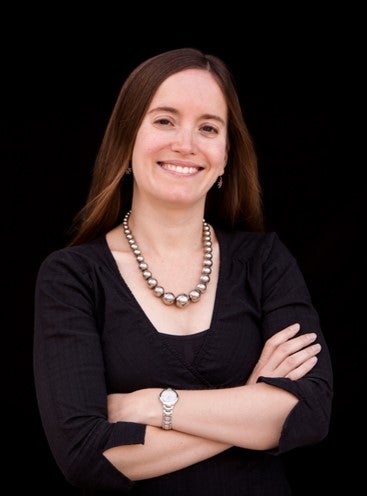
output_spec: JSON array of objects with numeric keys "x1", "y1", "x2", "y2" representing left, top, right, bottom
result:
[{"x1": 290, "y1": 323, "x2": 300, "y2": 332}]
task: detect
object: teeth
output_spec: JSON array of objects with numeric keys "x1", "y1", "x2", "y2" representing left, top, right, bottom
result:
[{"x1": 162, "y1": 163, "x2": 198, "y2": 174}]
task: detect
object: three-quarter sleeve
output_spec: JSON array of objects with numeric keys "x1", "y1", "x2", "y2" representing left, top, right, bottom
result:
[
  {"x1": 33, "y1": 249, "x2": 146, "y2": 491},
  {"x1": 257, "y1": 232, "x2": 333, "y2": 453}
]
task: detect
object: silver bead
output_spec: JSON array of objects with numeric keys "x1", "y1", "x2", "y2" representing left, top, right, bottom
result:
[
  {"x1": 122, "y1": 210, "x2": 213, "y2": 309},
  {"x1": 147, "y1": 278, "x2": 157, "y2": 288},
  {"x1": 162, "y1": 292, "x2": 175, "y2": 305},
  {"x1": 153, "y1": 286, "x2": 164, "y2": 297},
  {"x1": 175, "y1": 294, "x2": 190, "y2": 308},
  {"x1": 189, "y1": 290, "x2": 201, "y2": 302}
]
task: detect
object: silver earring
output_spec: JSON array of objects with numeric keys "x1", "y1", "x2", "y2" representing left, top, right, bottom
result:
[
  {"x1": 217, "y1": 175, "x2": 223, "y2": 189},
  {"x1": 126, "y1": 167, "x2": 132, "y2": 175}
]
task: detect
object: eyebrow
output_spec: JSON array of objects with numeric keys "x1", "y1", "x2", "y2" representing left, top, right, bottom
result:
[{"x1": 148, "y1": 106, "x2": 226, "y2": 126}]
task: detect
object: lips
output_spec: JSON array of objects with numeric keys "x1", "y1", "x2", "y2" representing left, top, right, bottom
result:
[{"x1": 157, "y1": 161, "x2": 203, "y2": 175}]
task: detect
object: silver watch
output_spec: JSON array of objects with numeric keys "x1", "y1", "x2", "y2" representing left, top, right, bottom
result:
[{"x1": 159, "y1": 388, "x2": 179, "y2": 430}]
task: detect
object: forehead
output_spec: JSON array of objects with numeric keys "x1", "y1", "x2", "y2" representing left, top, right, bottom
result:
[{"x1": 149, "y1": 69, "x2": 227, "y2": 115}]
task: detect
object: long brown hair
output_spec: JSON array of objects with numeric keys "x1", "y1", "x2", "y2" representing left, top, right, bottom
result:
[{"x1": 69, "y1": 48, "x2": 264, "y2": 245}]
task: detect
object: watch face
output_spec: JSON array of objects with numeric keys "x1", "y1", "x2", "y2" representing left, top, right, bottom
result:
[{"x1": 160, "y1": 388, "x2": 178, "y2": 405}]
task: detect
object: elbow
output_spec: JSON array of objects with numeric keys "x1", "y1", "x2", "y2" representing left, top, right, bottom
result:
[
  {"x1": 307, "y1": 411, "x2": 331, "y2": 445},
  {"x1": 60, "y1": 459, "x2": 132, "y2": 491},
  {"x1": 48, "y1": 446, "x2": 132, "y2": 491},
  {"x1": 62, "y1": 467, "x2": 89, "y2": 489},
  {"x1": 278, "y1": 395, "x2": 332, "y2": 453},
  {"x1": 55, "y1": 457, "x2": 99, "y2": 489}
]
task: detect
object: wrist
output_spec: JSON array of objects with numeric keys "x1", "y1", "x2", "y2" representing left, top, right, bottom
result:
[{"x1": 159, "y1": 388, "x2": 179, "y2": 430}]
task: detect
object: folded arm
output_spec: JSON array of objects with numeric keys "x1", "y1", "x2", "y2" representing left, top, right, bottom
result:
[{"x1": 104, "y1": 323, "x2": 320, "y2": 478}]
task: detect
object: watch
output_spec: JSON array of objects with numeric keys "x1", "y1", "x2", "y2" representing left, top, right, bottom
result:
[{"x1": 159, "y1": 388, "x2": 179, "y2": 430}]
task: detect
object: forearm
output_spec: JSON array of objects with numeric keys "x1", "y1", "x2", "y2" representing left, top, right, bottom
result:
[
  {"x1": 107, "y1": 326, "x2": 320, "y2": 454},
  {"x1": 103, "y1": 425, "x2": 230, "y2": 480},
  {"x1": 171, "y1": 383, "x2": 298, "y2": 449},
  {"x1": 110, "y1": 382, "x2": 298, "y2": 451}
]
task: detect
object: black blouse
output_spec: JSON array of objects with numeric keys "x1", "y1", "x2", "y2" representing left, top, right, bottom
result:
[{"x1": 33, "y1": 229, "x2": 333, "y2": 495}]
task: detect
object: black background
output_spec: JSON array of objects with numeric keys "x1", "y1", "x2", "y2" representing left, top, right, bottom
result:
[{"x1": 5, "y1": 9, "x2": 363, "y2": 495}]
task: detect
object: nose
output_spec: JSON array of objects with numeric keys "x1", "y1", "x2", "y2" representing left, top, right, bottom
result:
[{"x1": 171, "y1": 127, "x2": 196, "y2": 154}]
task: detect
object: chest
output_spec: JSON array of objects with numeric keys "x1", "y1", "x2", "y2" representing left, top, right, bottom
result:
[
  {"x1": 100, "y1": 265, "x2": 264, "y2": 392},
  {"x1": 111, "y1": 244, "x2": 219, "y2": 335}
]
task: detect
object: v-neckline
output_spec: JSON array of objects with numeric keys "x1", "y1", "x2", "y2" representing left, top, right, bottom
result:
[{"x1": 101, "y1": 228, "x2": 224, "y2": 338}]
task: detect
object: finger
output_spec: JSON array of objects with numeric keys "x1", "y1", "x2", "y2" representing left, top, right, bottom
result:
[
  {"x1": 266, "y1": 323, "x2": 301, "y2": 348},
  {"x1": 275, "y1": 343, "x2": 322, "y2": 377},
  {"x1": 258, "y1": 323, "x2": 301, "y2": 363},
  {"x1": 286, "y1": 356, "x2": 319, "y2": 380},
  {"x1": 272, "y1": 333, "x2": 318, "y2": 364},
  {"x1": 260, "y1": 332, "x2": 318, "y2": 370}
]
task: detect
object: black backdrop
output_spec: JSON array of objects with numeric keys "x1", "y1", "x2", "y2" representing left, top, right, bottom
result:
[{"x1": 5, "y1": 14, "x2": 362, "y2": 495}]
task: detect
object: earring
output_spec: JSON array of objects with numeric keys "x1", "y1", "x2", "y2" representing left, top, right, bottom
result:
[
  {"x1": 217, "y1": 175, "x2": 223, "y2": 189},
  {"x1": 126, "y1": 167, "x2": 132, "y2": 175}
]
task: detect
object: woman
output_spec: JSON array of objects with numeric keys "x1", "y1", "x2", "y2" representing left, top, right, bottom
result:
[{"x1": 34, "y1": 48, "x2": 333, "y2": 495}]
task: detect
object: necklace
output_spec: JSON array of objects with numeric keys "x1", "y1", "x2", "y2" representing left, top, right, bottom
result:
[{"x1": 122, "y1": 210, "x2": 213, "y2": 308}]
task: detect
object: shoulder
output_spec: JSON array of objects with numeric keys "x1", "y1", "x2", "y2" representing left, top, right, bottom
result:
[
  {"x1": 216, "y1": 229, "x2": 292, "y2": 263},
  {"x1": 36, "y1": 237, "x2": 108, "y2": 280}
]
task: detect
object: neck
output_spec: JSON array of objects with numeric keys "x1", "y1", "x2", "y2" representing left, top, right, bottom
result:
[
  {"x1": 128, "y1": 204, "x2": 205, "y2": 253},
  {"x1": 122, "y1": 210, "x2": 213, "y2": 309}
]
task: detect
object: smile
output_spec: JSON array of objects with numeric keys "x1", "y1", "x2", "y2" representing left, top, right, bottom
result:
[{"x1": 158, "y1": 161, "x2": 203, "y2": 175}]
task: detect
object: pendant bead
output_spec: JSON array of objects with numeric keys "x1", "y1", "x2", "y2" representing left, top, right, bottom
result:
[
  {"x1": 175, "y1": 294, "x2": 190, "y2": 307},
  {"x1": 123, "y1": 210, "x2": 213, "y2": 309}
]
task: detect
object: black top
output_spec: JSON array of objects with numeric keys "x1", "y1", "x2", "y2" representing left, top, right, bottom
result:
[{"x1": 33, "y1": 229, "x2": 333, "y2": 495}]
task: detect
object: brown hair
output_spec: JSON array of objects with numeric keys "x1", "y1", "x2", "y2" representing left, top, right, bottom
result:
[{"x1": 69, "y1": 47, "x2": 264, "y2": 245}]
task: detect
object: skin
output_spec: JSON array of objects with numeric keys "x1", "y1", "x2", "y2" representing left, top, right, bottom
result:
[
  {"x1": 131, "y1": 68, "x2": 227, "y2": 212},
  {"x1": 103, "y1": 69, "x2": 322, "y2": 480}
]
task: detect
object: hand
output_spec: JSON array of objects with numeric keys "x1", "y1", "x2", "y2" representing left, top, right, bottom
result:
[
  {"x1": 246, "y1": 323, "x2": 321, "y2": 385},
  {"x1": 107, "y1": 389, "x2": 159, "y2": 424}
]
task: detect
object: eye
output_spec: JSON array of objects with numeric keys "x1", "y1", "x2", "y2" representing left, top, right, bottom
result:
[
  {"x1": 154, "y1": 118, "x2": 174, "y2": 126},
  {"x1": 201, "y1": 124, "x2": 219, "y2": 134}
]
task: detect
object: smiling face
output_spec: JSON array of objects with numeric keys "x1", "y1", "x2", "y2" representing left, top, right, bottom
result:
[{"x1": 131, "y1": 69, "x2": 228, "y2": 210}]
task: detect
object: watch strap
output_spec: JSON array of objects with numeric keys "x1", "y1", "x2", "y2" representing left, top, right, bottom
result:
[{"x1": 162, "y1": 403, "x2": 175, "y2": 430}]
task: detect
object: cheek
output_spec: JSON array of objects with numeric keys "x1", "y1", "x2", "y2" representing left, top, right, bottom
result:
[
  {"x1": 209, "y1": 141, "x2": 227, "y2": 169},
  {"x1": 134, "y1": 126, "x2": 166, "y2": 158}
]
